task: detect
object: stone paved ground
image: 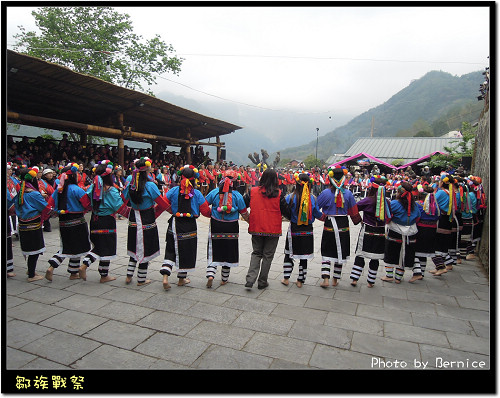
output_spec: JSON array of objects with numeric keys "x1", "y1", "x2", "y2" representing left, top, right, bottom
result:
[{"x1": 6, "y1": 211, "x2": 490, "y2": 376}]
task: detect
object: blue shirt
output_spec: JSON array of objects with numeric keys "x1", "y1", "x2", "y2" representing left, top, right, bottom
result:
[
  {"x1": 166, "y1": 186, "x2": 206, "y2": 216},
  {"x1": 434, "y1": 189, "x2": 450, "y2": 214},
  {"x1": 86, "y1": 185, "x2": 124, "y2": 216},
  {"x1": 205, "y1": 188, "x2": 246, "y2": 221},
  {"x1": 316, "y1": 188, "x2": 357, "y2": 216},
  {"x1": 124, "y1": 181, "x2": 161, "y2": 210},
  {"x1": 51, "y1": 184, "x2": 87, "y2": 213},
  {"x1": 389, "y1": 199, "x2": 420, "y2": 226},
  {"x1": 285, "y1": 193, "x2": 323, "y2": 224},
  {"x1": 461, "y1": 192, "x2": 477, "y2": 218},
  {"x1": 415, "y1": 200, "x2": 439, "y2": 222},
  {"x1": 15, "y1": 190, "x2": 48, "y2": 220}
]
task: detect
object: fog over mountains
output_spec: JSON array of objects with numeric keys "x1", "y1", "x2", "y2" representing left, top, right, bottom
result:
[
  {"x1": 157, "y1": 69, "x2": 484, "y2": 166},
  {"x1": 155, "y1": 90, "x2": 355, "y2": 165}
]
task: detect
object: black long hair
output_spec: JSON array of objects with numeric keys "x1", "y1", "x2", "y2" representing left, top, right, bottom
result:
[
  {"x1": 367, "y1": 177, "x2": 387, "y2": 198},
  {"x1": 58, "y1": 165, "x2": 78, "y2": 210},
  {"x1": 128, "y1": 158, "x2": 150, "y2": 205},
  {"x1": 91, "y1": 163, "x2": 114, "y2": 214},
  {"x1": 259, "y1": 169, "x2": 280, "y2": 198},
  {"x1": 397, "y1": 181, "x2": 416, "y2": 212},
  {"x1": 291, "y1": 173, "x2": 311, "y2": 218}
]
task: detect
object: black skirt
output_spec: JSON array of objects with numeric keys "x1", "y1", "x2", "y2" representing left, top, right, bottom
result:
[
  {"x1": 58, "y1": 212, "x2": 91, "y2": 257},
  {"x1": 164, "y1": 216, "x2": 198, "y2": 272},
  {"x1": 321, "y1": 216, "x2": 350, "y2": 263},
  {"x1": 414, "y1": 221, "x2": 437, "y2": 257},
  {"x1": 384, "y1": 228, "x2": 416, "y2": 268},
  {"x1": 461, "y1": 217, "x2": 474, "y2": 238},
  {"x1": 89, "y1": 214, "x2": 117, "y2": 260},
  {"x1": 208, "y1": 218, "x2": 239, "y2": 267},
  {"x1": 285, "y1": 222, "x2": 314, "y2": 260},
  {"x1": 435, "y1": 214, "x2": 453, "y2": 254},
  {"x1": 355, "y1": 223, "x2": 386, "y2": 260},
  {"x1": 18, "y1": 216, "x2": 45, "y2": 256},
  {"x1": 127, "y1": 207, "x2": 160, "y2": 263}
]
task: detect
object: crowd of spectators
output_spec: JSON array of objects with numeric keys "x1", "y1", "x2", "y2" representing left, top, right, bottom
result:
[{"x1": 7, "y1": 133, "x2": 212, "y2": 178}]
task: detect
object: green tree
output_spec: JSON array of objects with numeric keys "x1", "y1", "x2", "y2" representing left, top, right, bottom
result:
[
  {"x1": 414, "y1": 130, "x2": 433, "y2": 137},
  {"x1": 428, "y1": 122, "x2": 475, "y2": 170},
  {"x1": 303, "y1": 154, "x2": 324, "y2": 170},
  {"x1": 13, "y1": 6, "x2": 183, "y2": 95}
]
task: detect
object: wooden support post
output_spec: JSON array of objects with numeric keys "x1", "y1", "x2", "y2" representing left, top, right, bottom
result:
[
  {"x1": 117, "y1": 113, "x2": 125, "y2": 167},
  {"x1": 216, "y1": 136, "x2": 221, "y2": 162},
  {"x1": 186, "y1": 130, "x2": 192, "y2": 164},
  {"x1": 118, "y1": 137, "x2": 125, "y2": 168},
  {"x1": 80, "y1": 132, "x2": 87, "y2": 146}
]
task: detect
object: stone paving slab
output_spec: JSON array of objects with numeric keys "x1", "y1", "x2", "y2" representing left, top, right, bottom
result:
[{"x1": 5, "y1": 212, "x2": 491, "y2": 381}]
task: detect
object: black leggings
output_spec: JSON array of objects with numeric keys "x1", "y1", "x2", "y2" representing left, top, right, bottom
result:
[{"x1": 27, "y1": 254, "x2": 39, "y2": 278}]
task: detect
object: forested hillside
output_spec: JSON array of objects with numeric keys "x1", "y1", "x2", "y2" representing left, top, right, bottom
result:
[{"x1": 278, "y1": 70, "x2": 484, "y2": 163}]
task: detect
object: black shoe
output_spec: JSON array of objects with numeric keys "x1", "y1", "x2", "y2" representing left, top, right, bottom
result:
[
  {"x1": 245, "y1": 282, "x2": 253, "y2": 288},
  {"x1": 257, "y1": 282, "x2": 269, "y2": 290}
]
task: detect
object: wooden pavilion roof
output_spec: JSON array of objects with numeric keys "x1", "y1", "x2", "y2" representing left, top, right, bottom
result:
[{"x1": 6, "y1": 49, "x2": 241, "y2": 145}]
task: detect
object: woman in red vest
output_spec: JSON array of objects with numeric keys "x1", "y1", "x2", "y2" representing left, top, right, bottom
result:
[{"x1": 243, "y1": 169, "x2": 290, "y2": 289}]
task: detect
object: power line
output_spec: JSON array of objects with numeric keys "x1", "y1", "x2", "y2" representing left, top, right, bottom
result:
[
  {"x1": 155, "y1": 74, "x2": 334, "y2": 115},
  {"x1": 178, "y1": 53, "x2": 486, "y2": 66}
]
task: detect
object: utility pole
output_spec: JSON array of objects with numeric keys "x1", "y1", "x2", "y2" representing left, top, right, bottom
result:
[{"x1": 315, "y1": 128, "x2": 319, "y2": 168}]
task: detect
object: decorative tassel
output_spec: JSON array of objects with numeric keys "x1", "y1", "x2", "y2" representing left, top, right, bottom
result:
[
  {"x1": 298, "y1": 182, "x2": 312, "y2": 225},
  {"x1": 375, "y1": 186, "x2": 385, "y2": 221}
]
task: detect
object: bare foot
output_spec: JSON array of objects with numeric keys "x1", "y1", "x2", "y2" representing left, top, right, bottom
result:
[
  {"x1": 125, "y1": 275, "x2": 133, "y2": 284},
  {"x1": 137, "y1": 279, "x2": 152, "y2": 286},
  {"x1": 28, "y1": 274, "x2": 44, "y2": 282},
  {"x1": 320, "y1": 278, "x2": 330, "y2": 288},
  {"x1": 409, "y1": 275, "x2": 423, "y2": 283},
  {"x1": 69, "y1": 274, "x2": 80, "y2": 280},
  {"x1": 177, "y1": 278, "x2": 191, "y2": 286},
  {"x1": 331, "y1": 278, "x2": 338, "y2": 287},
  {"x1": 281, "y1": 279, "x2": 289, "y2": 286},
  {"x1": 446, "y1": 265, "x2": 453, "y2": 271},
  {"x1": 220, "y1": 280, "x2": 228, "y2": 285},
  {"x1": 367, "y1": 283, "x2": 374, "y2": 288},
  {"x1": 79, "y1": 264, "x2": 87, "y2": 281},
  {"x1": 45, "y1": 267, "x2": 54, "y2": 282},
  {"x1": 350, "y1": 279, "x2": 357, "y2": 286},
  {"x1": 381, "y1": 276, "x2": 394, "y2": 282},
  {"x1": 100, "y1": 275, "x2": 116, "y2": 283},
  {"x1": 433, "y1": 269, "x2": 447, "y2": 276},
  {"x1": 7, "y1": 272, "x2": 16, "y2": 278},
  {"x1": 295, "y1": 281, "x2": 303, "y2": 288},
  {"x1": 163, "y1": 275, "x2": 171, "y2": 290},
  {"x1": 206, "y1": 276, "x2": 213, "y2": 288}
]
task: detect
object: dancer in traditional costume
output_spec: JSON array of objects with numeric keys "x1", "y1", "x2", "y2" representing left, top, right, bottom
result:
[
  {"x1": 458, "y1": 177, "x2": 478, "y2": 260},
  {"x1": 123, "y1": 157, "x2": 171, "y2": 286},
  {"x1": 7, "y1": 171, "x2": 17, "y2": 277},
  {"x1": 349, "y1": 176, "x2": 391, "y2": 287},
  {"x1": 316, "y1": 167, "x2": 361, "y2": 287},
  {"x1": 79, "y1": 161, "x2": 131, "y2": 283},
  {"x1": 381, "y1": 181, "x2": 420, "y2": 283},
  {"x1": 281, "y1": 172, "x2": 324, "y2": 288},
  {"x1": 428, "y1": 173, "x2": 456, "y2": 276},
  {"x1": 15, "y1": 168, "x2": 55, "y2": 281},
  {"x1": 160, "y1": 165, "x2": 211, "y2": 289},
  {"x1": 467, "y1": 176, "x2": 486, "y2": 259},
  {"x1": 45, "y1": 163, "x2": 92, "y2": 281},
  {"x1": 412, "y1": 184, "x2": 439, "y2": 281},
  {"x1": 204, "y1": 170, "x2": 249, "y2": 287}
]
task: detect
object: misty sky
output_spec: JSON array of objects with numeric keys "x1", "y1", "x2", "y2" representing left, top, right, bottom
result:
[{"x1": 6, "y1": 6, "x2": 489, "y2": 113}]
